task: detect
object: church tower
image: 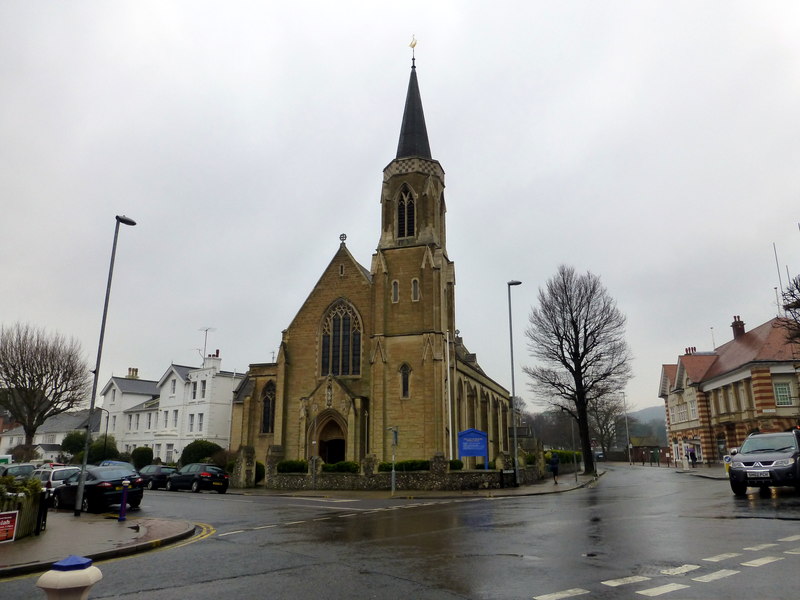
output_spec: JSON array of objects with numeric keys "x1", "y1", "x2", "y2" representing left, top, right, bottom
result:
[{"x1": 370, "y1": 58, "x2": 456, "y2": 460}]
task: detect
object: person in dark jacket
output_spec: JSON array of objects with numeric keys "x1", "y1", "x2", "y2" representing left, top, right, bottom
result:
[{"x1": 549, "y1": 453, "x2": 560, "y2": 484}]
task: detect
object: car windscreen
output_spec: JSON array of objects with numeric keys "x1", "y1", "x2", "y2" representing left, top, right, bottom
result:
[
  {"x1": 92, "y1": 467, "x2": 136, "y2": 480},
  {"x1": 740, "y1": 433, "x2": 798, "y2": 454}
]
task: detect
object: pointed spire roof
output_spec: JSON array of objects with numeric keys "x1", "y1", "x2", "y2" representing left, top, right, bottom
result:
[{"x1": 396, "y1": 59, "x2": 431, "y2": 159}]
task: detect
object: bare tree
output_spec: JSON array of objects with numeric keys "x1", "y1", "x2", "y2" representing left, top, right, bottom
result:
[
  {"x1": 782, "y1": 275, "x2": 800, "y2": 344},
  {"x1": 0, "y1": 323, "x2": 91, "y2": 446},
  {"x1": 523, "y1": 265, "x2": 632, "y2": 474},
  {"x1": 588, "y1": 395, "x2": 625, "y2": 455}
]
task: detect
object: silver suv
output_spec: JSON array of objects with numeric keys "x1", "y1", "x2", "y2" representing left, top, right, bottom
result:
[
  {"x1": 33, "y1": 466, "x2": 81, "y2": 492},
  {"x1": 728, "y1": 430, "x2": 800, "y2": 496}
]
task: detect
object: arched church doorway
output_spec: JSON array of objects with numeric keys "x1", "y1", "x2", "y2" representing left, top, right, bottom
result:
[{"x1": 318, "y1": 419, "x2": 346, "y2": 463}]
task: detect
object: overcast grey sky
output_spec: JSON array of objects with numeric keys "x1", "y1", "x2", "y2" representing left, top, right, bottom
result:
[{"x1": 2, "y1": 2, "x2": 799, "y2": 413}]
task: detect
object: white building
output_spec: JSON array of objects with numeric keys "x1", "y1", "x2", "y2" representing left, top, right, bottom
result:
[
  {"x1": 0, "y1": 410, "x2": 99, "y2": 460},
  {"x1": 100, "y1": 351, "x2": 243, "y2": 463}
]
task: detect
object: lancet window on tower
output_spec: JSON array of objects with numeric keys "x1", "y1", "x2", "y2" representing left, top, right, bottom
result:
[
  {"x1": 261, "y1": 380, "x2": 276, "y2": 434},
  {"x1": 397, "y1": 187, "x2": 416, "y2": 238},
  {"x1": 321, "y1": 302, "x2": 362, "y2": 376},
  {"x1": 400, "y1": 364, "x2": 411, "y2": 398}
]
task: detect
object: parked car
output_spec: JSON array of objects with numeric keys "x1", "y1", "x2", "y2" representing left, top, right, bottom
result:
[
  {"x1": 98, "y1": 460, "x2": 139, "y2": 473},
  {"x1": 33, "y1": 466, "x2": 81, "y2": 495},
  {"x1": 728, "y1": 430, "x2": 800, "y2": 496},
  {"x1": 139, "y1": 464, "x2": 177, "y2": 490},
  {"x1": 52, "y1": 465, "x2": 144, "y2": 513},
  {"x1": 0, "y1": 463, "x2": 37, "y2": 480},
  {"x1": 166, "y1": 463, "x2": 229, "y2": 494}
]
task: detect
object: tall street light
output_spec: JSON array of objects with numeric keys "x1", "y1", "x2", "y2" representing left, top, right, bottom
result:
[
  {"x1": 507, "y1": 280, "x2": 522, "y2": 486},
  {"x1": 75, "y1": 215, "x2": 136, "y2": 516}
]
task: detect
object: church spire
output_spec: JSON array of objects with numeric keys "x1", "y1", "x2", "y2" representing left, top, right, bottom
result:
[{"x1": 395, "y1": 59, "x2": 431, "y2": 159}]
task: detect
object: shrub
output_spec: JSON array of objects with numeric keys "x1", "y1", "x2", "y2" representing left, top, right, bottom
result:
[
  {"x1": 473, "y1": 461, "x2": 496, "y2": 470},
  {"x1": 0, "y1": 475, "x2": 43, "y2": 498},
  {"x1": 377, "y1": 459, "x2": 430, "y2": 472},
  {"x1": 255, "y1": 461, "x2": 265, "y2": 483},
  {"x1": 321, "y1": 461, "x2": 359, "y2": 473},
  {"x1": 180, "y1": 440, "x2": 223, "y2": 466},
  {"x1": 131, "y1": 447, "x2": 153, "y2": 470},
  {"x1": 277, "y1": 460, "x2": 308, "y2": 473},
  {"x1": 449, "y1": 459, "x2": 463, "y2": 471}
]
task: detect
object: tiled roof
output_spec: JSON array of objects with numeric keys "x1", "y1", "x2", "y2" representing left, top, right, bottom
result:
[
  {"x1": 111, "y1": 377, "x2": 159, "y2": 396},
  {"x1": 680, "y1": 353, "x2": 718, "y2": 384},
  {"x1": 704, "y1": 317, "x2": 798, "y2": 381}
]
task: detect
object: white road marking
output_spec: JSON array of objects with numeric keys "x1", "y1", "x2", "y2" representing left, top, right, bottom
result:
[
  {"x1": 283, "y1": 504, "x2": 369, "y2": 512},
  {"x1": 313, "y1": 517, "x2": 331, "y2": 521},
  {"x1": 661, "y1": 564, "x2": 700, "y2": 575},
  {"x1": 741, "y1": 556, "x2": 784, "y2": 567},
  {"x1": 636, "y1": 583, "x2": 690, "y2": 596},
  {"x1": 784, "y1": 547, "x2": 800, "y2": 555},
  {"x1": 254, "y1": 524, "x2": 278, "y2": 529},
  {"x1": 218, "y1": 530, "x2": 245, "y2": 537},
  {"x1": 703, "y1": 552, "x2": 741, "y2": 562},
  {"x1": 778, "y1": 534, "x2": 800, "y2": 542},
  {"x1": 286, "y1": 497, "x2": 359, "y2": 503},
  {"x1": 743, "y1": 543, "x2": 777, "y2": 551},
  {"x1": 338, "y1": 513, "x2": 358, "y2": 517},
  {"x1": 601, "y1": 575, "x2": 650, "y2": 587},
  {"x1": 284, "y1": 520, "x2": 307, "y2": 525},
  {"x1": 692, "y1": 569, "x2": 739, "y2": 582},
  {"x1": 533, "y1": 588, "x2": 590, "y2": 600}
]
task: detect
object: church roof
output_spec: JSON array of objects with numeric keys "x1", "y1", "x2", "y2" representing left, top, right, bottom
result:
[{"x1": 396, "y1": 60, "x2": 431, "y2": 159}]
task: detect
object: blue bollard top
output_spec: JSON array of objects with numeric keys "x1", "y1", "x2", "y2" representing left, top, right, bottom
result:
[{"x1": 52, "y1": 555, "x2": 93, "y2": 571}]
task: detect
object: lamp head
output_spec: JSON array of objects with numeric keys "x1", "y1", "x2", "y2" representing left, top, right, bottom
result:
[
  {"x1": 507, "y1": 280, "x2": 522, "y2": 287},
  {"x1": 116, "y1": 215, "x2": 137, "y2": 226}
]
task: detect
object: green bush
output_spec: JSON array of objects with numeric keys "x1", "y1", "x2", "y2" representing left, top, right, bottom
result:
[
  {"x1": 131, "y1": 447, "x2": 153, "y2": 471},
  {"x1": 0, "y1": 475, "x2": 43, "y2": 498},
  {"x1": 255, "y1": 461, "x2": 265, "y2": 483},
  {"x1": 545, "y1": 450, "x2": 581, "y2": 465},
  {"x1": 449, "y1": 459, "x2": 463, "y2": 471},
  {"x1": 180, "y1": 440, "x2": 223, "y2": 466},
  {"x1": 277, "y1": 459, "x2": 308, "y2": 473},
  {"x1": 377, "y1": 459, "x2": 430, "y2": 472},
  {"x1": 473, "y1": 460, "x2": 496, "y2": 470},
  {"x1": 321, "y1": 461, "x2": 359, "y2": 473}
]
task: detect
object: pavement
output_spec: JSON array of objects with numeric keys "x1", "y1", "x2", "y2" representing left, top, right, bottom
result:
[{"x1": 0, "y1": 462, "x2": 727, "y2": 579}]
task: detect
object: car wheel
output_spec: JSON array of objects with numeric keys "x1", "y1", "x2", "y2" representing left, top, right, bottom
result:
[
  {"x1": 191, "y1": 480, "x2": 200, "y2": 493},
  {"x1": 52, "y1": 493, "x2": 62, "y2": 510},
  {"x1": 129, "y1": 499, "x2": 141, "y2": 510},
  {"x1": 166, "y1": 480, "x2": 174, "y2": 491},
  {"x1": 730, "y1": 480, "x2": 747, "y2": 497},
  {"x1": 146, "y1": 480, "x2": 154, "y2": 490}
]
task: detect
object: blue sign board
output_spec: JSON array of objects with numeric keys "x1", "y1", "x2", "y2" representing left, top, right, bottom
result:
[{"x1": 458, "y1": 428, "x2": 489, "y2": 470}]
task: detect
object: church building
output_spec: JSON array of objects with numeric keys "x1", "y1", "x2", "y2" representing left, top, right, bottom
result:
[{"x1": 230, "y1": 60, "x2": 511, "y2": 473}]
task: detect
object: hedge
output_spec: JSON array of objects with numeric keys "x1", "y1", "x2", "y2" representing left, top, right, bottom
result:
[
  {"x1": 378, "y1": 459, "x2": 430, "y2": 472},
  {"x1": 277, "y1": 460, "x2": 308, "y2": 473},
  {"x1": 321, "y1": 461, "x2": 359, "y2": 473}
]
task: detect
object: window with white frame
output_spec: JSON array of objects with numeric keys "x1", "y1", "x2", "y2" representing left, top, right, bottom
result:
[
  {"x1": 688, "y1": 400, "x2": 697, "y2": 420},
  {"x1": 189, "y1": 414, "x2": 194, "y2": 432},
  {"x1": 201, "y1": 380, "x2": 207, "y2": 398},
  {"x1": 192, "y1": 381, "x2": 197, "y2": 399},
  {"x1": 171, "y1": 379, "x2": 176, "y2": 394},
  {"x1": 147, "y1": 413, "x2": 152, "y2": 430},
  {"x1": 173, "y1": 410, "x2": 178, "y2": 427},
  {"x1": 127, "y1": 415, "x2": 132, "y2": 430},
  {"x1": 774, "y1": 382, "x2": 793, "y2": 406},
  {"x1": 112, "y1": 415, "x2": 116, "y2": 431},
  {"x1": 198, "y1": 413, "x2": 204, "y2": 432},
  {"x1": 135, "y1": 414, "x2": 140, "y2": 430},
  {"x1": 163, "y1": 411, "x2": 168, "y2": 428}
]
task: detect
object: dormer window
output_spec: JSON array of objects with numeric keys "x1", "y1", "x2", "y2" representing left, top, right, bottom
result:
[{"x1": 397, "y1": 187, "x2": 415, "y2": 238}]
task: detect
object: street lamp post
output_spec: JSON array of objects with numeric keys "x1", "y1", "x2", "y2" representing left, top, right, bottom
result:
[
  {"x1": 74, "y1": 215, "x2": 136, "y2": 517},
  {"x1": 507, "y1": 280, "x2": 522, "y2": 486},
  {"x1": 96, "y1": 407, "x2": 110, "y2": 461}
]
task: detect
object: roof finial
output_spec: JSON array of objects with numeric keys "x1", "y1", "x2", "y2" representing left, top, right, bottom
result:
[{"x1": 409, "y1": 35, "x2": 417, "y2": 68}]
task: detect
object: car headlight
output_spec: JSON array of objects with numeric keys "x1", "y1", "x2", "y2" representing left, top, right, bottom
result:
[
  {"x1": 772, "y1": 458, "x2": 795, "y2": 467},
  {"x1": 732, "y1": 461, "x2": 745, "y2": 468}
]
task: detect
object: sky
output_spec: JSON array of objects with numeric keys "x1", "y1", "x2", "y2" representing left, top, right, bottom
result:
[{"x1": 2, "y1": 2, "x2": 799, "y2": 414}]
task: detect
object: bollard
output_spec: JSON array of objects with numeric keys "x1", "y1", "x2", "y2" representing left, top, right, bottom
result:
[
  {"x1": 36, "y1": 555, "x2": 102, "y2": 600},
  {"x1": 118, "y1": 480, "x2": 130, "y2": 522}
]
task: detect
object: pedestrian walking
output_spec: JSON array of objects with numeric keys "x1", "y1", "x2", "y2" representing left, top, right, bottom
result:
[{"x1": 549, "y1": 452, "x2": 560, "y2": 484}]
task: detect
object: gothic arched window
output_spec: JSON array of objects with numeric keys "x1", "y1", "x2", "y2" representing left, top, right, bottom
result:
[
  {"x1": 321, "y1": 302, "x2": 362, "y2": 376},
  {"x1": 400, "y1": 364, "x2": 411, "y2": 398},
  {"x1": 397, "y1": 187, "x2": 415, "y2": 238},
  {"x1": 261, "y1": 381, "x2": 275, "y2": 434}
]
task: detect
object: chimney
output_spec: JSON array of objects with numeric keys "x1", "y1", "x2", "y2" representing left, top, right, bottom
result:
[
  {"x1": 126, "y1": 367, "x2": 139, "y2": 379},
  {"x1": 203, "y1": 350, "x2": 222, "y2": 373},
  {"x1": 731, "y1": 315, "x2": 746, "y2": 340}
]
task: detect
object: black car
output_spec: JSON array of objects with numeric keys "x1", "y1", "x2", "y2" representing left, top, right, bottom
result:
[
  {"x1": 139, "y1": 464, "x2": 177, "y2": 490},
  {"x1": 53, "y1": 466, "x2": 144, "y2": 513},
  {"x1": 166, "y1": 463, "x2": 229, "y2": 494},
  {"x1": 728, "y1": 430, "x2": 800, "y2": 496}
]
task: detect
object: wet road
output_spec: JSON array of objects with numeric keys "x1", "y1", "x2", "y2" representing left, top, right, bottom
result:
[{"x1": 4, "y1": 464, "x2": 799, "y2": 599}]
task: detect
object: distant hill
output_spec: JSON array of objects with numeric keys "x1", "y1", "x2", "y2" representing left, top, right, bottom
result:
[{"x1": 631, "y1": 405, "x2": 665, "y2": 423}]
